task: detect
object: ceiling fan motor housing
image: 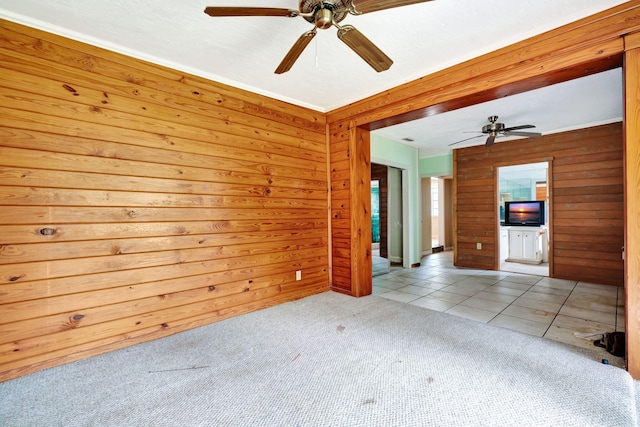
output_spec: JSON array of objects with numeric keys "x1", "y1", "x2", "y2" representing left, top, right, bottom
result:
[
  {"x1": 315, "y1": 8, "x2": 333, "y2": 28},
  {"x1": 301, "y1": 0, "x2": 350, "y2": 27},
  {"x1": 482, "y1": 121, "x2": 505, "y2": 134}
]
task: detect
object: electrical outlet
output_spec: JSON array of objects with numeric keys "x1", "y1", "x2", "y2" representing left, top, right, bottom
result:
[
  {"x1": 296, "y1": 270, "x2": 302, "y2": 281},
  {"x1": 477, "y1": 242, "x2": 482, "y2": 250}
]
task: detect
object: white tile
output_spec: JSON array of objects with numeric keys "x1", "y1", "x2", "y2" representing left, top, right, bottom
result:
[
  {"x1": 439, "y1": 284, "x2": 482, "y2": 297},
  {"x1": 500, "y1": 262, "x2": 549, "y2": 276},
  {"x1": 409, "y1": 280, "x2": 439, "y2": 288},
  {"x1": 372, "y1": 286, "x2": 389, "y2": 295},
  {"x1": 512, "y1": 296, "x2": 562, "y2": 313},
  {"x1": 379, "y1": 290, "x2": 421, "y2": 304},
  {"x1": 558, "y1": 305, "x2": 616, "y2": 325},
  {"x1": 550, "y1": 314, "x2": 614, "y2": 334},
  {"x1": 542, "y1": 325, "x2": 610, "y2": 354},
  {"x1": 564, "y1": 293, "x2": 617, "y2": 313},
  {"x1": 373, "y1": 281, "x2": 406, "y2": 291},
  {"x1": 409, "y1": 297, "x2": 457, "y2": 312},
  {"x1": 476, "y1": 271, "x2": 512, "y2": 280},
  {"x1": 457, "y1": 269, "x2": 488, "y2": 276},
  {"x1": 460, "y1": 297, "x2": 510, "y2": 313},
  {"x1": 385, "y1": 251, "x2": 621, "y2": 350},
  {"x1": 489, "y1": 314, "x2": 549, "y2": 337},
  {"x1": 456, "y1": 277, "x2": 500, "y2": 287},
  {"x1": 494, "y1": 281, "x2": 532, "y2": 291},
  {"x1": 502, "y1": 305, "x2": 556, "y2": 325},
  {"x1": 485, "y1": 285, "x2": 526, "y2": 297},
  {"x1": 535, "y1": 277, "x2": 577, "y2": 291},
  {"x1": 543, "y1": 325, "x2": 602, "y2": 350},
  {"x1": 392, "y1": 276, "x2": 423, "y2": 285},
  {"x1": 397, "y1": 285, "x2": 436, "y2": 296},
  {"x1": 501, "y1": 274, "x2": 542, "y2": 285},
  {"x1": 445, "y1": 305, "x2": 498, "y2": 323},
  {"x1": 474, "y1": 291, "x2": 519, "y2": 304},
  {"x1": 574, "y1": 282, "x2": 619, "y2": 298},
  {"x1": 526, "y1": 285, "x2": 571, "y2": 297},
  {"x1": 429, "y1": 274, "x2": 470, "y2": 285},
  {"x1": 520, "y1": 290, "x2": 567, "y2": 305},
  {"x1": 428, "y1": 290, "x2": 470, "y2": 304},
  {"x1": 422, "y1": 282, "x2": 452, "y2": 290}
]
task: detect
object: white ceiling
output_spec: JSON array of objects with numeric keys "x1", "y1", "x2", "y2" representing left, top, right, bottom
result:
[{"x1": 0, "y1": 0, "x2": 627, "y2": 157}]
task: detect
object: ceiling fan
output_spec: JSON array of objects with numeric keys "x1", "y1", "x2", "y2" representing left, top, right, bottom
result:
[
  {"x1": 203, "y1": 1, "x2": 434, "y2": 74},
  {"x1": 449, "y1": 115, "x2": 542, "y2": 147}
]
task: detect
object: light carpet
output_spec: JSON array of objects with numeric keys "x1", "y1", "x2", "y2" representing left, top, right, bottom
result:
[{"x1": 1, "y1": 291, "x2": 638, "y2": 426}]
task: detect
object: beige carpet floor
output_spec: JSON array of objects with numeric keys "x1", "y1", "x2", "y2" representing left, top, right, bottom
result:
[{"x1": 1, "y1": 291, "x2": 638, "y2": 426}]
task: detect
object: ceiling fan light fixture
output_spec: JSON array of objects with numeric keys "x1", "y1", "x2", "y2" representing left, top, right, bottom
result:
[
  {"x1": 482, "y1": 122, "x2": 504, "y2": 133},
  {"x1": 315, "y1": 8, "x2": 333, "y2": 28}
]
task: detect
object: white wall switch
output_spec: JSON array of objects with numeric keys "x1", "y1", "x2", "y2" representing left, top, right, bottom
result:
[
  {"x1": 296, "y1": 270, "x2": 302, "y2": 281},
  {"x1": 477, "y1": 243, "x2": 482, "y2": 250}
]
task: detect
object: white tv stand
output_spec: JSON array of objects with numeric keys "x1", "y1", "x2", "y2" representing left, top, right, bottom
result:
[{"x1": 504, "y1": 226, "x2": 547, "y2": 265}]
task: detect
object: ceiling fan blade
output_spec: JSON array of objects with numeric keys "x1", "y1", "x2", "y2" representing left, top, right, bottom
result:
[
  {"x1": 350, "y1": 0, "x2": 434, "y2": 14},
  {"x1": 336, "y1": 25, "x2": 393, "y2": 72},
  {"x1": 485, "y1": 134, "x2": 496, "y2": 147},
  {"x1": 504, "y1": 131, "x2": 542, "y2": 138},
  {"x1": 204, "y1": 7, "x2": 298, "y2": 18},
  {"x1": 502, "y1": 124, "x2": 535, "y2": 132},
  {"x1": 275, "y1": 29, "x2": 316, "y2": 74},
  {"x1": 448, "y1": 134, "x2": 483, "y2": 146}
]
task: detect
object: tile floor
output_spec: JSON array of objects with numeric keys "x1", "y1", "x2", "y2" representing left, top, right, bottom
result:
[{"x1": 373, "y1": 251, "x2": 625, "y2": 363}]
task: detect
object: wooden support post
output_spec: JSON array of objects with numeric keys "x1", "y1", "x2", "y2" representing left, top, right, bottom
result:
[
  {"x1": 349, "y1": 122, "x2": 372, "y2": 297},
  {"x1": 624, "y1": 31, "x2": 640, "y2": 379}
]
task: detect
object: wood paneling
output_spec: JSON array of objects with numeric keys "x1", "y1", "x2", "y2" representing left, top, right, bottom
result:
[
  {"x1": 328, "y1": 122, "x2": 372, "y2": 296},
  {"x1": 351, "y1": 126, "x2": 372, "y2": 297},
  {"x1": 0, "y1": 20, "x2": 329, "y2": 381},
  {"x1": 455, "y1": 124, "x2": 624, "y2": 285},
  {"x1": 623, "y1": 30, "x2": 640, "y2": 379},
  {"x1": 328, "y1": 122, "x2": 352, "y2": 293}
]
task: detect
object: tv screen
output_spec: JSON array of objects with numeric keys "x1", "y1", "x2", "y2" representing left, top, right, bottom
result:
[{"x1": 504, "y1": 201, "x2": 545, "y2": 226}]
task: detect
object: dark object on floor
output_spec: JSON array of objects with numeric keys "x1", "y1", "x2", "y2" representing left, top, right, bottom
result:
[
  {"x1": 432, "y1": 245, "x2": 444, "y2": 253},
  {"x1": 595, "y1": 332, "x2": 625, "y2": 357}
]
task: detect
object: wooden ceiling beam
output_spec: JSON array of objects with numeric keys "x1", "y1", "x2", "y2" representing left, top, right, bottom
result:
[{"x1": 326, "y1": 1, "x2": 640, "y2": 128}]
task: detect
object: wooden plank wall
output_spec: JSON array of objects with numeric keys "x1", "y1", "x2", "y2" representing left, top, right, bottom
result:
[
  {"x1": 0, "y1": 20, "x2": 330, "y2": 381},
  {"x1": 329, "y1": 122, "x2": 372, "y2": 297},
  {"x1": 454, "y1": 123, "x2": 624, "y2": 286},
  {"x1": 623, "y1": 31, "x2": 640, "y2": 377},
  {"x1": 329, "y1": 122, "x2": 353, "y2": 294}
]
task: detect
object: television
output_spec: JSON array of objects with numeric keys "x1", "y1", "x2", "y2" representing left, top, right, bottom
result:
[{"x1": 503, "y1": 200, "x2": 545, "y2": 226}]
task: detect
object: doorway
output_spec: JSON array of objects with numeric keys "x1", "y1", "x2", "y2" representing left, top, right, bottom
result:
[
  {"x1": 388, "y1": 167, "x2": 404, "y2": 266},
  {"x1": 371, "y1": 163, "x2": 406, "y2": 275},
  {"x1": 430, "y1": 177, "x2": 453, "y2": 251},
  {"x1": 371, "y1": 178, "x2": 389, "y2": 276},
  {"x1": 497, "y1": 162, "x2": 550, "y2": 276}
]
